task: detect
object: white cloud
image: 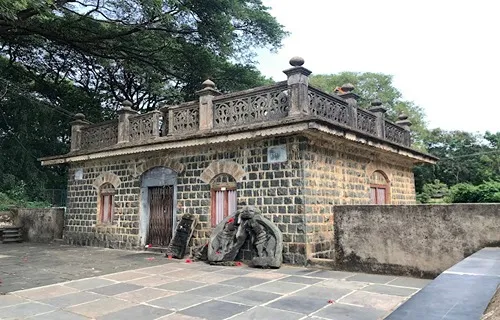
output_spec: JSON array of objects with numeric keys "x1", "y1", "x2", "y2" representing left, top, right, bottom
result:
[{"x1": 257, "y1": 0, "x2": 500, "y2": 132}]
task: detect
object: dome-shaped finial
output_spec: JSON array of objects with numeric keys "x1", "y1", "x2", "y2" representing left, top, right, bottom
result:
[
  {"x1": 398, "y1": 113, "x2": 409, "y2": 121},
  {"x1": 74, "y1": 113, "x2": 85, "y2": 120},
  {"x1": 289, "y1": 56, "x2": 305, "y2": 67},
  {"x1": 122, "y1": 100, "x2": 133, "y2": 108},
  {"x1": 341, "y1": 83, "x2": 355, "y2": 92},
  {"x1": 371, "y1": 99, "x2": 382, "y2": 107},
  {"x1": 202, "y1": 79, "x2": 216, "y2": 89}
]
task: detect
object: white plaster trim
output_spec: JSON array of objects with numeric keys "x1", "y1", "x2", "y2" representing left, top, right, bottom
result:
[
  {"x1": 307, "y1": 123, "x2": 436, "y2": 163},
  {"x1": 41, "y1": 123, "x2": 310, "y2": 165},
  {"x1": 41, "y1": 121, "x2": 435, "y2": 165}
]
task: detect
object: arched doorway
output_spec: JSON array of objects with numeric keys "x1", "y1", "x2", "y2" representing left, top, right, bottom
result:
[{"x1": 139, "y1": 167, "x2": 177, "y2": 247}]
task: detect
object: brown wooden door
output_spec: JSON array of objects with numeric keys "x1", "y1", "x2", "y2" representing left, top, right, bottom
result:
[{"x1": 147, "y1": 186, "x2": 174, "y2": 247}]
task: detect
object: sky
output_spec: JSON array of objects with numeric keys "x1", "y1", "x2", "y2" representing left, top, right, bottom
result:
[{"x1": 256, "y1": 0, "x2": 500, "y2": 133}]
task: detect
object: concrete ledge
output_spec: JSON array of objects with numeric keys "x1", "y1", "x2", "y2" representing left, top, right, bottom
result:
[{"x1": 386, "y1": 247, "x2": 500, "y2": 320}]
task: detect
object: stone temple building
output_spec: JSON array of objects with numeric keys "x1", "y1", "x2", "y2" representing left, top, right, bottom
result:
[{"x1": 40, "y1": 57, "x2": 437, "y2": 264}]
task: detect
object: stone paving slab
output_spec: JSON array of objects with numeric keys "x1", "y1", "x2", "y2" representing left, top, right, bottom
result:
[
  {"x1": 0, "y1": 243, "x2": 175, "y2": 293},
  {"x1": 217, "y1": 289, "x2": 282, "y2": 306},
  {"x1": 362, "y1": 284, "x2": 419, "y2": 297},
  {"x1": 0, "y1": 244, "x2": 425, "y2": 320},
  {"x1": 387, "y1": 248, "x2": 500, "y2": 320},
  {"x1": 312, "y1": 303, "x2": 387, "y2": 320},
  {"x1": 97, "y1": 304, "x2": 173, "y2": 320},
  {"x1": 178, "y1": 300, "x2": 251, "y2": 320}
]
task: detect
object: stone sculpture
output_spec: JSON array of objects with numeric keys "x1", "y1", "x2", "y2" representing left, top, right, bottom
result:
[
  {"x1": 165, "y1": 213, "x2": 196, "y2": 258},
  {"x1": 208, "y1": 206, "x2": 282, "y2": 268}
]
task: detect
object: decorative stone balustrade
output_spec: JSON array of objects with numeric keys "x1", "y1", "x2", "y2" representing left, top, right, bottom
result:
[
  {"x1": 168, "y1": 102, "x2": 199, "y2": 134},
  {"x1": 70, "y1": 57, "x2": 412, "y2": 152},
  {"x1": 80, "y1": 120, "x2": 118, "y2": 150},
  {"x1": 213, "y1": 81, "x2": 289, "y2": 128},
  {"x1": 308, "y1": 86, "x2": 350, "y2": 125},
  {"x1": 128, "y1": 111, "x2": 161, "y2": 141}
]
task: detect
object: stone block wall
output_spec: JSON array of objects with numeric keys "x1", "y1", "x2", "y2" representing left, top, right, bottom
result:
[
  {"x1": 303, "y1": 141, "x2": 416, "y2": 260},
  {"x1": 65, "y1": 135, "x2": 309, "y2": 263},
  {"x1": 64, "y1": 133, "x2": 418, "y2": 264}
]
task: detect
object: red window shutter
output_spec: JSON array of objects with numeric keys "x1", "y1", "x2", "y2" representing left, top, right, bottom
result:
[
  {"x1": 101, "y1": 194, "x2": 113, "y2": 223},
  {"x1": 370, "y1": 187, "x2": 377, "y2": 204},
  {"x1": 377, "y1": 188, "x2": 386, "y2": 205},
  {"x1": 211, "y1": 189, "x2": 237, "y2": 227}
]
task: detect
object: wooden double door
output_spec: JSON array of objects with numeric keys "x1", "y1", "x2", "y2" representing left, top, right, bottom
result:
[{"x1": 147, "y1": 186, "x2": 174, "y2": 247}]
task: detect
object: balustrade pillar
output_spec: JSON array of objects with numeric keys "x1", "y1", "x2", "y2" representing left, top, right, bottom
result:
[
  {"x1": 338, "y1": 83, "x2": 360, "y2": 128},
  {"x1": 70, "y1": 113, "x2": 90, "y2": 152},
  {"x1": 368, "y1": 99, "x2": 387, "y2": 139},
  {"x1": 396, "y1": 114, "x2": 412, "y2": 146},
  {"x1": 196, "y1": 79, "x2": 220, "y2": 131},
  {"x1": 117, "y1": 100, "x2": 137, "y2": 144},
  {"x1": 283, "y1": 56, "x2": 312, "y2": 116}
]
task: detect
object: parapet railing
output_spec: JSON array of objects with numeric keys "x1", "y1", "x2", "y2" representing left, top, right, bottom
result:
[
  {"x1": 70, "y1": 60, "x2": 412, "y2": 152},
  {"x1": 79, "y1": 120, "x2": 118, "y2": 150},
  {"x1": 212, "y1": 81, "x2": 289, "y2": 128}
]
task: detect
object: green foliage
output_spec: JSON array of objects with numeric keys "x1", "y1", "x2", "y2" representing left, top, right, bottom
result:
[
  {"x1": 449, "y1": 181, "x2": 500, "y2": 203},
  {"x1": 309, "y1": 72, "x2": 428, "y2": 149},
  {"x1": 414, "y1": 130, "x2": 500, "y2": 193},
  {"x1": 0, "y1": 180, "x2": 50, "y2": 211},
  {"x1": 0, "y1": 0, "x2": 287, "y2": 201},
  {"x1": 417, "y1": 180, "x2": 450, "y2": 203}
]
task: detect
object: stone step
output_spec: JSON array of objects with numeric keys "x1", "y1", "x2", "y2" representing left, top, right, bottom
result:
[
  {"x1": 2, "y1": 237, "x2": 22, "y2": 243},
  {"x1": 3, "y1": 229, "x2": 21, "y2": 234},
  {"x1": 3, "y1": 233, "x2": 21, "y2": 238},
  {"x1": 1, "y1": 226, "x2": 22, "y2": 243}
]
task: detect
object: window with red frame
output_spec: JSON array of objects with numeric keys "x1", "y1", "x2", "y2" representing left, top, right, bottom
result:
[
  {"x1": 99, "y1": 183, "x2": 115, "y2": 224},
  {"x1": 210, "y1": 174, "x2": 237, "y2": 227},
  {"x1": 369, "y1": 171, "x2": 390, "y2": 205}
]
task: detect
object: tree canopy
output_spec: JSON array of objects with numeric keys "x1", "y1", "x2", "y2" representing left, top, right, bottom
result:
[
  {"x1": 0, "y1": 0, "x2": 287, "y2": 201},
  {"x1": 414, "y1": 129, "x2": 500, "y2": 194}
]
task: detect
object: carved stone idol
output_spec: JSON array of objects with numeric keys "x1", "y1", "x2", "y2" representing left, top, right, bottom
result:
[
  {"x1": 165, "y1": 213, "x2": 197, "y2": 259},
  {"x1": 207, "y1": 206, "x2": 283, "y2": 268}
]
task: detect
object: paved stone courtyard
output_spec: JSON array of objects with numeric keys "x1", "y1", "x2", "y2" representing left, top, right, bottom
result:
[{"x1": 0, "y1": 244, "x2": 430, "y2": 319}]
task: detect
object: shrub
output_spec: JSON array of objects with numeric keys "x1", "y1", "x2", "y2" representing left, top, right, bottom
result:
[{"x1": 449, "y1": 181, "x2": 500, "y2": 203}]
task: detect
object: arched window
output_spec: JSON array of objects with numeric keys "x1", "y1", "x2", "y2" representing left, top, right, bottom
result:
[
  {"x1": 99, "y1": 183, "x2": 116, "y2": 224},
  {"x1": 210, "y1": 174, "x2": 237, "y2": 227},
  {"x1": 369, "y1": 171, "x2": 390, "y2": 204}
]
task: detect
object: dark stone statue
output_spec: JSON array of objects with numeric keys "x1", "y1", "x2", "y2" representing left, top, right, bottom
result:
[
  {"x1": 165, "y1": 213, "x2": 196, "y2": 259},
  {"x1": 207, "y1": 206, "x2": 282, "y2": 268}
]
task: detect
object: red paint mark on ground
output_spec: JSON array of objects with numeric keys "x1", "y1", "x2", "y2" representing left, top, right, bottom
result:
[
  {"x1": 328, "y1": 300, "x2": 335, "y2": 304},
  {"x1": 185, "y1": 259, "x2": 192, "y2": 263}
]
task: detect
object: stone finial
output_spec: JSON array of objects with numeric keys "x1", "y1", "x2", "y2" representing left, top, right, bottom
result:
[
  {"x1": 341, "y1": 83, "x2": 355, "y2": 93},
  {"x1": 121, "y1": 100, "x2": 133, "y2": 109},
  {"x1": 289, "y1": 56, "x2": 305, "y2": 67},
  {"x1": 371, "y1": 99, "x2": 382, "y2": 107},
  {"x1": 74, "y1": 113, "x2": 86, "y2": 120},
  {"x1": 396, "y1": 113, "x2": 412, "y2": 130},
  {"x1": 196, "y1": 78, "x2": 220, "y2": 97},
  {"x1": 337, "y1": 83, "x2": 359, "y2": 107},
  {"x1": 398, "y1": 114, "x2": 409, "y2": 121},
  {"x1": 369, "y1": 99, "x2": 387, "y2": 114},
  {"x1": 202, "y1": 79, "x2": 216, "y2": 89}
]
